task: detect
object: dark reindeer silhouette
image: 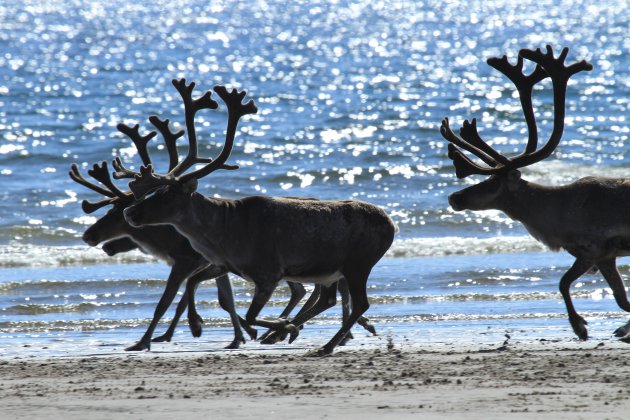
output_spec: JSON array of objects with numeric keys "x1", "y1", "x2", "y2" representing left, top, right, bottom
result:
[
  {"x1": 69, "y1": 82, "x2": 270, "y2": 351},
  {"x1": 121, "y1": 80, "x2": 396, "y2": 356},
  {"x1": 70, "y1": 158, "x2": 259, "y2": 350},
  {"x1": 72, "y1": 79, "x2": 371, "y2": 350},
  {"x1": 441, "y1": 45, "x2": 630, "y2": 341}
]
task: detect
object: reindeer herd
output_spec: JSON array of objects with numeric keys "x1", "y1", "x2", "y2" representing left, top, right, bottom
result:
[{"x1": 68, "y1": 45, "x2": 630, "y2": 356}]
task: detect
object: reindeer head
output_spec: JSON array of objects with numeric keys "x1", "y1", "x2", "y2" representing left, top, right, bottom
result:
[
  {"x1": 448, "y1": 171, "x2": 524, "y2": 211},
  {"x1": 442, "y1": 45, "x2": 592, "y2": 212},
  {"x1": 120, "y1": 79, "x2": 257, "y2": 228},
  {"x1": 69, "y1": 161, "x2": 136, "y2": 245}
]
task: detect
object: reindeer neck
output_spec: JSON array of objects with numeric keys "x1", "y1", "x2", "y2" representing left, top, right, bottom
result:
[
  {"x1": 170, "y1": 193, "x2": 225, "y2": 234},
  {"x1": 499, "y1": 179, "x2": 555, "y2": 220},
  {"x1": 498, "y1": 179, "x2": 566, "y2": 249},
  {"x1": 167, "y1": 192, "x2": 235, "y2": 263},
  {"x1": 128, "y1": 224, "x2": 201, "y2": 265}
]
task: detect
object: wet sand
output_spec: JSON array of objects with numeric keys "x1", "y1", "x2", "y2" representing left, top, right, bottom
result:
[{"x1": 2, "y1": 338, "x2": 630, "y2": 419}]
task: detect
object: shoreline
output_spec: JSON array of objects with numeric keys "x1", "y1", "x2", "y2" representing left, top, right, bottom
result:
[{"x1": 2, "y1": 339, "x2": 630, "y2": 419}]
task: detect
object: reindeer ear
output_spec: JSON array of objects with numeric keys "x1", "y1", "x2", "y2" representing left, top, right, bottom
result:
[
  {"x1": 182, "y1": 178, "x2": 198, "y2": 195},
  {"x1": 506, "y1": 170, "x2": 521, "y2": 191}
]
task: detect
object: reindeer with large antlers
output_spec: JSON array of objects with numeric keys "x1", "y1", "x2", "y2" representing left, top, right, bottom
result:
[
  {"x1": 442, "y1": 45, "x2": 630, "y2": 341},
  {"x1": 72, "y1": 79, "x2": 369, "y2": 351},
  {"x1": 122, "y1": 80, "x2": 396, "y2": 356},
  {"x1": 69, "y1": 95, "x2": 266, "y2": 350},
  {"x1": 70, "y1": 159, "x2": 259, "y2": 350}
]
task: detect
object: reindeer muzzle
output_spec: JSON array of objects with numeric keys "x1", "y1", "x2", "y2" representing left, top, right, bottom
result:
[{"x1": 448, "y1": 193, "x2": 465, "y2": 211}]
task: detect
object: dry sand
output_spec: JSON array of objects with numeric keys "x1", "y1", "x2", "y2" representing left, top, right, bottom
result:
[{"x1": 2, "y1": 337, "x2": 630, "y2": 420}]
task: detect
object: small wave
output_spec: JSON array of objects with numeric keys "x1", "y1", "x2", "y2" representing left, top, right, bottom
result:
[
  {"x1": 0, "y1": 276, "x2": 166, "y2": 288},
  {"x1": 387, "y1": 236, "x2": 546, "y2": 258},
  {"x1": 0, "y1": 244, "x2": 156, "y2": 268},
  {"x1": 0, "y1": 316, "x2": 282, "y2": 333},
  {"x1": 0, "y1": 236, "x2": 546, "y2": 268}
]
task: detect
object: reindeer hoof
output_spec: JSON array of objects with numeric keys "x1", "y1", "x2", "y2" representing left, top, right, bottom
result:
[
  {"x1": 614, "y1": 321, "x2": 630, "y2": 338},
  {"x1": 258, "y1": 330, "x2": 272, "y2": 342},
  {"x1": 125, "y1": 341, "x2": 150, "y2": 352},
  {"x1": 260, "y1": 331, "x2": 287, "y2": 345},
  {"x1": 151, "y1": 333, "x2": 173, "y2": 343},
  {"x1": 339, "y1": 332, "x2": 354, "y2": 346},
  {"x1": 245, "y1": 326, "x2": 258, "y2": 341},
  {"x1": 287, "y1": 328, "x2": 300, "y2": 344},
  {"x1": 305, "y1": 347, "x2": 332, "y2": 358},
  {"x1": 224, "y1": 338, "x2": 245, "y2": 350},
  {"x1": 358, "y1": 318, "x2": 377, "y2": 336},
  {"x1": 570, "y1": 316, "x2": 588, "y2": 340},
  {"x1": 188, "y1": 315, "x2": 204, "y2": 338}
]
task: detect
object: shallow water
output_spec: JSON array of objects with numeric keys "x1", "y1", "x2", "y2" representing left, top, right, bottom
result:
[{"x1": 0, "y1": 0, "x2": 628, "y2": 357}]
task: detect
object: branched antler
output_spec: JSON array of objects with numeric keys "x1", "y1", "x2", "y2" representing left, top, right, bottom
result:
[
  {"x1": 441, "y1": 45, "x2": 592, "y2": 178},
  {"x1": 128, "y1": 164, "x2": 178, "y2": 198},
  {"x1": 128, "y1": 82, "x2": 256, "y2": 198},
  {"x1": 177, "y1": 86, "x2": 257, "y2": 183},
  {"x1": 69, "y1": 163, "x2": 126, "y2": 213},
  {"x1": 148, "y1": 116, "x2": 184, "y2": 171},
  {"x1": 116, "y1": 123, "x2": 157, "y2": 167},
  {"x1": 170, "y1": 78, "x2": 219, "y2": 176},
  {"x1": 88, "y1": 161, "x2": 127, "y2": 198},
  {"x1": 112, "y1": 156, "x2": 139, "y2": 180},
  {"x1": 520, "y1": 45, "x2": 592, "y2": 81},
  {"x1": 69, "y1": 164, "x2": 116, "y2": 198}
]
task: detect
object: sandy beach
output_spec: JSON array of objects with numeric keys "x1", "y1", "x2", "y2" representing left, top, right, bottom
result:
[{"x1": 2, "y1": 337, "x2": 630, "y2": 420}]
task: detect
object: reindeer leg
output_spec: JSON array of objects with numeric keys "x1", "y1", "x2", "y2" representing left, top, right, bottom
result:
[
  {"x1": 596, "y1": 258, "x2": 630, "y2": 339},
  {"x1": 215, "y1": 274, "x2": 255, "y2": 349},
  {"x1": 559, "y1": 258, "x2": 592, "y2": 341},
  {"x1": 185, "y1": 276, "x2": 204, "y2": 338},
  {"x1": 259, "y1": 281, "x2": 307, "y2": 343},
  {"x1": 281, "y1": 284, "x2": 338, "y2": 345},
  {"x1": 357, "y1": 317, "x2": 377, "y2": 335},
  {"x1": 280, "y1": 281, "x2": 307, "y2": 318},
  {"x1": 126, "y1": 263, "x2": 192, "y2": 351},
  {"x1": 338, "y1": 278, "x2": 376, "y2": 338},
  {"x1": 183, "y1": 265, "x2": 227, "y2": 338},
  {"x1": 338, "y1": 279, "x2": 354, "y2": 345},
  {"x1": 245, "y1": 281, "x2": 293, "y2": 332},
  {"x1": 152, "y1": 289, "x2": 188, "y2": 343},
  {"x1": 259, "y1": 287, "x2": 314, "y2": 344},
  {"x1": 310, "y1": 269, "x2": 371, "y2": 357}
]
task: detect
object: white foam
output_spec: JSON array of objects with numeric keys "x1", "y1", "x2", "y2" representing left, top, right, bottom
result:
[
  {"x1": 0, "y1": 235, "x2": 548, "y2": 268},
  {"x1": 0, "y1": 244, "x2": 155, "y2": 268},
  {"x1": 387, "y1": 236, "x2": 546, "y2": 258}
]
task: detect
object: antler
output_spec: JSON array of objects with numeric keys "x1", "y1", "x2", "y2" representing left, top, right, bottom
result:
[
  {"x1": 128, "y1": 81, "x2": 257, "y2": 198},
  {"x1": 69, "y1": 164, "x2": 116, "y2": 198},
  {"x1": 113, "y1": 112, "x2": 185, "y2": 179},
  {"x1": 69, "y1": 163, "x2": 125, "y2": 213},
  {"x1": 116, "y1": 123, "x2": 157, "y2": 167},
  {"x1": 148, "y1": 116, "x2": 184, "y2": 171},
  {"x1": 178, "y1": 85, "x2": 257, "y2": 183},
  {"x1": 87, "y1": 161, "x2": 127, "y2": 198},
  {"x1": 112, "y1": 156, "x2": 139, "y2": 180},
  {"x1": 169, "y1": 78, "x2": 219, "y2": 176},
  {"x1": 442, "y1": 45, "x2": 592, "y2": 178}
]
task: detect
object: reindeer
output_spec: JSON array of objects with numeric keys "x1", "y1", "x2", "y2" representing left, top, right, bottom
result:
[
  {"x1": 441, "y1": 45, "x2": 630, "y2": 341},
  {"x1": 119, "y1": 80, "x2": 396, "y2": 356},
  {"x1": 72, "y1": 79, "x2": 372, "y2": 351},
  {"x1": 70, "y1": 159, "x2": 259, "y2": 350}
]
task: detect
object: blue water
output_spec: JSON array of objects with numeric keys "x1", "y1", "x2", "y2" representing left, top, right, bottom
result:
[{"x1": 0, "y1": 0, "x2": 628, "y2": 357}]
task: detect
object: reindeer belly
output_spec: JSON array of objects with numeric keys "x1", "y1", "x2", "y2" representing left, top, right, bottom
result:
[{"x1": 284, "y1": 271, "x2": 344, "y2": 287}]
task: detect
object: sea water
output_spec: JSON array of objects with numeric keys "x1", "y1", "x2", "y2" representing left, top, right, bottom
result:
[{"x1": 0, "y1": 0, "x2": 628, "y2": 357}]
